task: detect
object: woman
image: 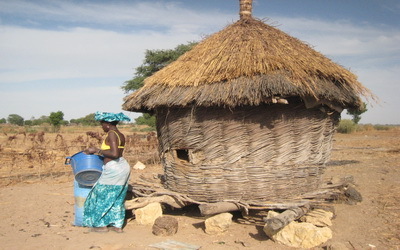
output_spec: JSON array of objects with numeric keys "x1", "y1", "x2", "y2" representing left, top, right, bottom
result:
[{"x1": 83, "y1": 111, "x2": 131, "y2": 233}]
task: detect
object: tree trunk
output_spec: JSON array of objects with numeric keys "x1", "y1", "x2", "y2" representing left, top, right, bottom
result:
[{"x1": 198, "y1": 202, "x2": 241, "y2": 216}]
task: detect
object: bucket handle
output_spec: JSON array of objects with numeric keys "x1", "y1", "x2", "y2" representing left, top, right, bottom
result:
[{"x1": 65, "y1": 157, "x2": 71, "y2": 165}]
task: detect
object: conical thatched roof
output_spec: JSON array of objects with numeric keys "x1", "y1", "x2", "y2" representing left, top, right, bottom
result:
[{"x1": 123, "y1": 4, "x2": 371, "y2": 113}]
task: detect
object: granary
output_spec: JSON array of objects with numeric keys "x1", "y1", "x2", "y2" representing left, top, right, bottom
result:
[{"x1": 123, "y1": 0, "x2": 371, "y2": 205}]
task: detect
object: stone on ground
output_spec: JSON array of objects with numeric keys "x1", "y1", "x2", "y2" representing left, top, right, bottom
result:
[
  {"x1": 134, "y1": 202, "x2": 162, "y2": 225},
  {"x1": 152, "y1": 216, "x2": 179, "y2": 236},
  {"x1": 204, "y1": 213, "x2": 233, "y2": 235},
  {"x1": 300, "y1": 209, "x2": 334, "y2": 227}
]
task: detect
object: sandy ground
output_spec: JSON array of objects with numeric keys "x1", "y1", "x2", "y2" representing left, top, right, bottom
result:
[{"x1": 0, "y1": 129, "x2": 399, "y2": 249}]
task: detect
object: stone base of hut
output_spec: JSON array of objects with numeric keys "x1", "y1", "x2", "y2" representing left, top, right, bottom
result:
[{"x1": 156, "y1": 103, "x2": 339, "y2": 203}]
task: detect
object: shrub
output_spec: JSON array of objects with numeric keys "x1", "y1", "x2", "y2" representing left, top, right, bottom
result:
[
  {"x1": 337, "y1": 119, "x2": 357, "y2": 134},
  {"x1": 131, "y1": 125, "x2": 156, "y2": 132},
  {"x1": 357, "y1": 124, "x2": 374, "y2": 131},
  {"x1": 374, "y1": 125, "x2": 391, "y2": 131}
]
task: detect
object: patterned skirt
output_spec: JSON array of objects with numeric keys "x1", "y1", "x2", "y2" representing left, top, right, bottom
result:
[{"x1": 83, "y1": 157, "x2": 130, "y2": 228}]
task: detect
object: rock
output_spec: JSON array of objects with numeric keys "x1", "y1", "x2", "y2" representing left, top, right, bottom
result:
[
  {"x1": 133, "y1": 161, "x2": 146, "y2": 170},
  {"x1": 263, "y1": 207, "x2": 308, "y2": 236},
  {"x1": 264, "y1": 220, "x2": 332, "y2": 248},
  {"x1": 266, "y1": 210, "x2": 280, "y2": 219},
  {"x1": 152, "y1": 216, "x2": 179, "y2": 236},
  {"x1": 134, "y1": 202, "x2": 162, "y2": 225},
  {"x1": 344, "y1": 185, "x2": 362, "y2": 202},
  {"x1": 300, "y1": 209, "x2": 334, "y2": 227},
  {"x1": 204, "y1": 213, "x2": 233, "y2": 235},
  {"x1": 263, "y1": 210, "x2": 280, "y2": 236}
]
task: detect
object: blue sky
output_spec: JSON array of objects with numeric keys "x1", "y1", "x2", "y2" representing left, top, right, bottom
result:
[{"x1": 0, "y1": 0, "x2": 399, "y2": 124}]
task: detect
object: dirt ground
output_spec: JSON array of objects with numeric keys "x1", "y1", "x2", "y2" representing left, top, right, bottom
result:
[{"x1": 0, "y1": 128, "x2": 399, "y2": 249}]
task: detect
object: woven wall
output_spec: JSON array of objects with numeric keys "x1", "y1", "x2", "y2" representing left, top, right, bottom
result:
[{"x1": 155, "y1": 103, "x2": 339, "y2": 203}]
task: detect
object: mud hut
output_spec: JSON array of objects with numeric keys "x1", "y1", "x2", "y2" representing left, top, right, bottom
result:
[{"x1": 123, "y1": 0, "x2": 372, "y2": 204}]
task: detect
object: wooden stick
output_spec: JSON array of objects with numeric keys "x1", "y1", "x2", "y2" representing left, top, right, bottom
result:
[
  {"x1": 263, "y1": 205, "x2": 310, "y2": 237},
  {"x1": 198, "y1": 202, "x2": 242, "y2": 216},
  {"x1": 125, "y1": 195, "x2": 187, "y2": 210}
]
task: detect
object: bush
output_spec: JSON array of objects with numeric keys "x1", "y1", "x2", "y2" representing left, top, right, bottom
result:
[
  {"x1": 135, "y1": 113, "x2": 156, "y2": 128},
  {"x1": 357, "y1": 124, "x2": 374, "y2": 132},
  {"x1": 131, "y1": 125, "x2": 156, "y2": 132},
  {"x1": 337, "y1": 119, "x2": 357, "y2": 134},
  {"x1": 373, "y1": 125, "x2": 391, "y2": 131}
]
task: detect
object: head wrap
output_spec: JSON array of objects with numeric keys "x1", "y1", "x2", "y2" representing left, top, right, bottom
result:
[{"x1": 94, "y1": 111, "x2": 131, "y2": 123}]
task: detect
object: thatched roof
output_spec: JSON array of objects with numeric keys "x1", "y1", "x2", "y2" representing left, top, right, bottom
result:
[{"x1": 123, "y1": 3, "x2": 372, "y2": 113}]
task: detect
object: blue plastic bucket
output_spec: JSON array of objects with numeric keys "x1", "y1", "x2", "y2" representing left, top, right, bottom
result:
[
  {"x1": 65, "y1": 151, "x2": 103, "y2": 186},
  {"x1": 73, "y1": 180, "x2": 92, "y2": 226}
]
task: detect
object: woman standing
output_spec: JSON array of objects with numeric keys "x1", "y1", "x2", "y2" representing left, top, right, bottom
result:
[{"x1": 83, "y1": 111, "x2": 131, "y2": 233}]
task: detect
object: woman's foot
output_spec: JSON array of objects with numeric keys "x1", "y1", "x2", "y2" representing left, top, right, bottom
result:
[
  {"x1": 89, "y1": 227, "x2": 109, "y2": 233},
  {"x1": 109, "y1": 227, "x2": 123, "y2": 233}
]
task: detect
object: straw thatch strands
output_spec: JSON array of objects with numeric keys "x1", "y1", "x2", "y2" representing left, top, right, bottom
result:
[
  {"x1": 123, "y1": 15, "x2": 372, "y2": 111},
  {"x1": 123, "y1": 0, "x2": 372, "y2": 203}
]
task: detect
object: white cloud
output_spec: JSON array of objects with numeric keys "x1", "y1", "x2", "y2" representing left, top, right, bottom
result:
[
  {"x1": 273, "y1": 17, "x2": 400, "y2": 59},
  {"x1": 0, "y1": 25, "x2": 201, "y2": 83},
  {"x1": 0, "y1": 1, "x2": 234, "y2": 84},
  {"x1": 0, "y1": 0, "x2": 233, "y2": 32}
]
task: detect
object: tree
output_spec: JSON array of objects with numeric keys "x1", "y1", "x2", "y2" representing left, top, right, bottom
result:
[
  {"x1": 70, "y1": 113, "x2": 97, "y2": 126},
  {"x1": 49, "y1": 111, "x2": 64, "y2": 128},
  {"x1": 122, "y1": 42, "x2": 197, "y2": 93},
  {"x1": 61, "y1": 120, "x2": 69, "y2": 126},
  {"x1": 7, "y1": 114, "x2": 24, "y2": 126},
  {"x1": 32, "y1": 115, "x2": 50, "y2": 125},
  {"x1": 135, "y1": 113, "x2": 156, "y2": 128},
  {"x1": 24, "y1": 120, "x2": 33, "y2": 126},
  {"x1": 347, "y1": 102, "x2": 368, "y2": 124},
  {"x1": 122, "y1": 42, "x2": 197, "y2": 128},
  {"x1": 0, "y1": 118, "x2": 6, "y2": 124}
]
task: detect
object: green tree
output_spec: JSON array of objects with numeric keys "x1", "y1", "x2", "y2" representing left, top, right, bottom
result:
[
  {"x1": 7, "y1": 114, "x2": 24, "y2": 126},
  {"x1": 24, "y1": 120, "x2": 33, "y2": 126},
  {"x1": 49, "y1": 111, "x2": 64, "y2": 129},
  {"x1": 61, "y1": 120, "x2": 69, "y2": 126},
  {"x1": 135, "y1": 113, "x2": 156, "y2": 128},
  {"x1": 70, "y1": 113, "x2": 97, "y2": 126},
  {"x1": 122, "y1": 42, "x2": 197, "y2": 128},
  {"x1": 347, "y1": 102, "x2": 368, "y2": 124},
  {"x1": 122, "y1": 42, "x2": 197, "y2": 93},
  {"x1": 0, "y1": 118, "x2": 6, "y2": 124},
  {"x1": 32, "y1": 115, "x2": 50, "y2": 125}
]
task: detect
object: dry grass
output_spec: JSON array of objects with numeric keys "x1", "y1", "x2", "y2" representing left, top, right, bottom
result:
[
  {"x1": 0, "y1": 125, "x2": 159, "y2": 186},
  {"x1": 373, "y1": 185, "x2": 400, "y2": 246},
  {"x1": 124, "y1": 18, "x2": 375, "y2": 112}
]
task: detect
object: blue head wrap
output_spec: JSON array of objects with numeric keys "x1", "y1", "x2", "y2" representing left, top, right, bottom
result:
[{"x1": 94, "y1": 111, "x2": 131, "y2": 123}]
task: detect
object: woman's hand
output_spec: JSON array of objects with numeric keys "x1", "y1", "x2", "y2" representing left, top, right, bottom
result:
[{"x1": 84, "y1": 147, "x2": 99, "y2": 155}]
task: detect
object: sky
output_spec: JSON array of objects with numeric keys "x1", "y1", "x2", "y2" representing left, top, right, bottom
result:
[{"x1": 0, "y1": 0, "x2": 399, "y2": 124}]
